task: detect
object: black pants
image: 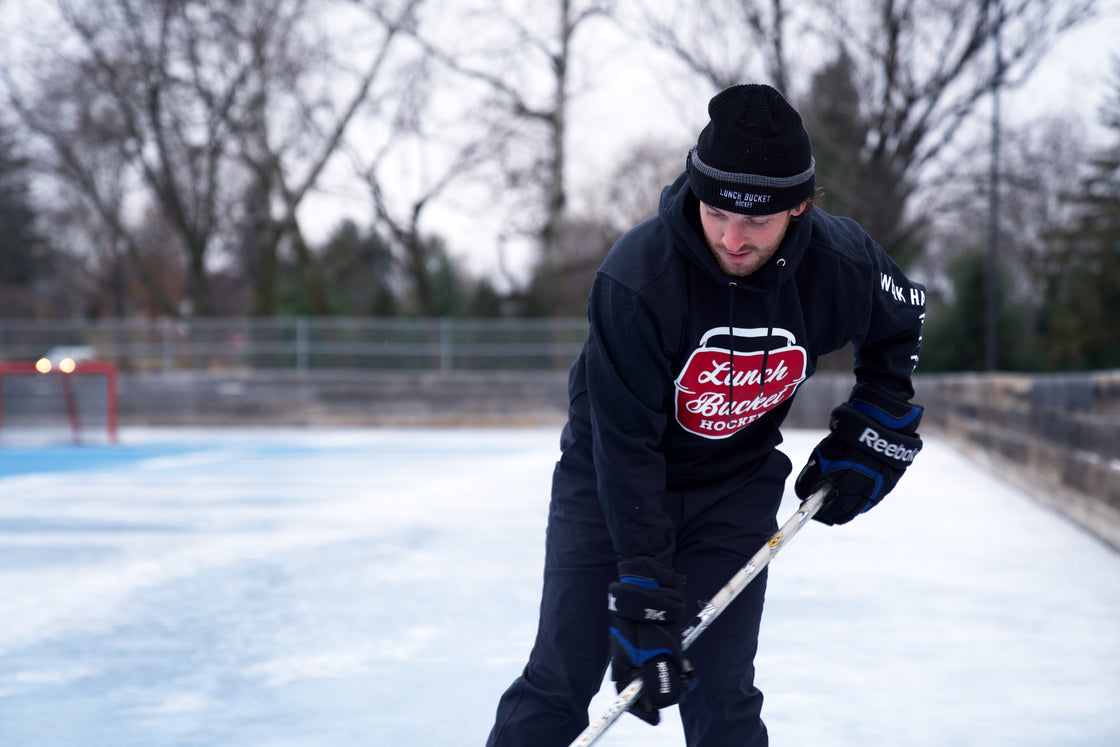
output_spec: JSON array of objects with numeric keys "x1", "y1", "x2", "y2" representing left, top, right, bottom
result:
[{"x1": 487, "y1": 441, "x2": 790, "y2": 747}]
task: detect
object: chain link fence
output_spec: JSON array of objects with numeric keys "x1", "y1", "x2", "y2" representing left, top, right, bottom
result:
[{"x1": 0, "y1": 317, "x2": 590, "y2": 372}]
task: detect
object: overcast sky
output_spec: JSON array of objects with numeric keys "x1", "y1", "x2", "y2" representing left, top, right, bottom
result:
[{"x1": 1002, "y1": 5, "x2": 1120, "y2": 136}]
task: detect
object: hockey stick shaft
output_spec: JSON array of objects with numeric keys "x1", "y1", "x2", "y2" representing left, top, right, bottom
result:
[{"x1": 569, "y1": 486, "x2": 829, "y2": 747}]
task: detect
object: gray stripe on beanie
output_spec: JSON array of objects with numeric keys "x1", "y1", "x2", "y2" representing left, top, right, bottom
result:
[{"x1": 689, "y1": 146, "x2": 815, "y2": 189}]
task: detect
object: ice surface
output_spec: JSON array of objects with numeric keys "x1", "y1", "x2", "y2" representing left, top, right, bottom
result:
[{"x1": 0, "y1": 427, "x2": 1117, "y2": 746}]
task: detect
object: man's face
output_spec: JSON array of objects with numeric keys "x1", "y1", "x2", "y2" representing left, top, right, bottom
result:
[{"x1": 698, "y1": 200, "x2": 806, "y2": 277}]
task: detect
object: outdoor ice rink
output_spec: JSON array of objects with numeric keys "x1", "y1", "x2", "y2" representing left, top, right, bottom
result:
[{"x1": 0, "y1": 426, "x2": 1118, "y2": 746}]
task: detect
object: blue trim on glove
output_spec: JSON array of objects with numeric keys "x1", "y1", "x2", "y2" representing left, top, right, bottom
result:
[
  {"x1": 851, "y1": 400, "x2": 921, "y2": 430},
  {"x1": 619, "y1": 576, "x2": 660, "y2": 589},
  {"x1": 816, "y1": 449, "x2": 884, "y2": 505},
  {"x1": 609, "y1": 627, "x2": 673, "y2": 666}
]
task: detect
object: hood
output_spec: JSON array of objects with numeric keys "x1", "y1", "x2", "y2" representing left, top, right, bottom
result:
[
  {"x1": 657, "y1": 171, "x2": 813, "y2": 292},
  {"x1": 658, "y1": 171, "x2": 815, "y2": 405}
]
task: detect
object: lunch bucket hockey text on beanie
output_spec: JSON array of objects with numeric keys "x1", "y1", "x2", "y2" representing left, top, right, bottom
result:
[{"x1": 686, "y1": 84, "x2": 815, "y2": 215}]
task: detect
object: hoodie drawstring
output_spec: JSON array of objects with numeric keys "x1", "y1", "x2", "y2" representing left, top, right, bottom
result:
[
  {"x1": 727, "y1": 283, "x2": 738, "y2": 425},
  {"x1": 758, "y1": 257, "x2": 786, "y2": 397},
  {"x1": 760, "y1": 257, "x2": 787, "y2": 395},
  {"x1": 725, "y1": 257, "x2": 788, "y2": 428}
]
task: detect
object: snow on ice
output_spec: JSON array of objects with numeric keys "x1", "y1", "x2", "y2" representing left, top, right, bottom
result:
[{"x1": 0, "y1": 427, "x2": 1117, "y2": 746}]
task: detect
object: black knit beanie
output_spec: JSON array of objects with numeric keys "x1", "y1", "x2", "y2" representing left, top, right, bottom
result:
[{"x1": 686, "y1": 84, "x2": 815, "y2": 215}]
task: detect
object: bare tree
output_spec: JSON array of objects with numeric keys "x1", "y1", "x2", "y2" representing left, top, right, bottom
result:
[
  {"x1": 812, "y1": 0, "x2": 1098, "y2": 256},
  {"x1": 362, "y1": 142, "x2": 489, "y2": 316},
  {"x1": 232, "y1": 0, "x2": 427, "y2": 315},
  {"x1": 3, "y1": 1, "x2": 247, "y2": 315},
  {"x1": 2, "y1": 0, "x2": 426, "y2": 317},
  {"x1": 628, "y1": 0, "x2": 799, "y2": 93},
  {"x1": 349, "y1": 25, "x2": 491, "y2": 317},
  {"x1": 400, "y1": 0, "x2": 617, "y2": 313},
  {"x1": 625, "y1": 0, "x2": 1099, "y2": 261}
]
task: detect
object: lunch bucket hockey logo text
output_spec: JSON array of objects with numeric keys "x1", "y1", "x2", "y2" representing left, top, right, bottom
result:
[{"x1": 674, "y1": 327, "x2": 807, "y2": 439}]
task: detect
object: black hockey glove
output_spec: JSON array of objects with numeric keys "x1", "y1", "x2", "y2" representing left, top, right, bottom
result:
[
  {"x1": 607, "y1": 557, "x2": 693, "y2": 725},
  {"x1": 795, "y1": 384, "x2": 923, "y2": 525}
]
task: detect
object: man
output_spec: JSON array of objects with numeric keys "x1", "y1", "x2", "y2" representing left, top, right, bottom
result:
[{"x1": 486, "y1": 83, "x2": 925, "y2": 746}]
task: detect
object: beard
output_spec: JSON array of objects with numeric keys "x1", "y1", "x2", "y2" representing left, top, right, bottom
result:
[{"x1": 706, "y1": 231, "x2": 786, "y2": 277}]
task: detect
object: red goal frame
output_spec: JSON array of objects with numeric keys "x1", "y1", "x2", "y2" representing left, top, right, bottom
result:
[{"x1": 0, "y1": 360, "x2": 119, "y2": 443}]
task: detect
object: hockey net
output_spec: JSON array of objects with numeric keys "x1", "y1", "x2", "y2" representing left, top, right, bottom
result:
[{"x1": 0, "y1": 360, "x2": 119, "y2": 445}]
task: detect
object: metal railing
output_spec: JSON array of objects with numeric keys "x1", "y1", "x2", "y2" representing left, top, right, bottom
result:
[{"x1": 0, "y1": 317, "x2": 590, "y2": 372}]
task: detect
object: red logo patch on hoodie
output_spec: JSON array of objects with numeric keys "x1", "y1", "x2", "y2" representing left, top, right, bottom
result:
[{"x1": 674, "y1": 327, "x2": 807, "y2": 439}]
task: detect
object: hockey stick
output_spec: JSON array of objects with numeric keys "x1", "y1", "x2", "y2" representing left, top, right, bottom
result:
[{"x1": 569, "y1": 485, "x2": 830, "y2": 747}]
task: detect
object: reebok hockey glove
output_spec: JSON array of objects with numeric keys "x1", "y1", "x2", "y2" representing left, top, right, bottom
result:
[
  {"x1": 607, "y1": 557, "x2": 693, "y2": 725},
  {"x1": 795, "y1": 384, "x2": 923, "y2": 525}
]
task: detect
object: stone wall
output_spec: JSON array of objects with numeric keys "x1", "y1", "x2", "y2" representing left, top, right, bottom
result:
[
  {"x1": 118, "y1": 370, "x2": 572, "y2": 427},
  {"x1": 914, "y1": 371, "x2": 1120, "y2": 550}
]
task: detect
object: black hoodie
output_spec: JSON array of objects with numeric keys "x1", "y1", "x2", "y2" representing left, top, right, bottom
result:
[{"x1": 563, "y1": 172, "x2": 925, "y2": 566}]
